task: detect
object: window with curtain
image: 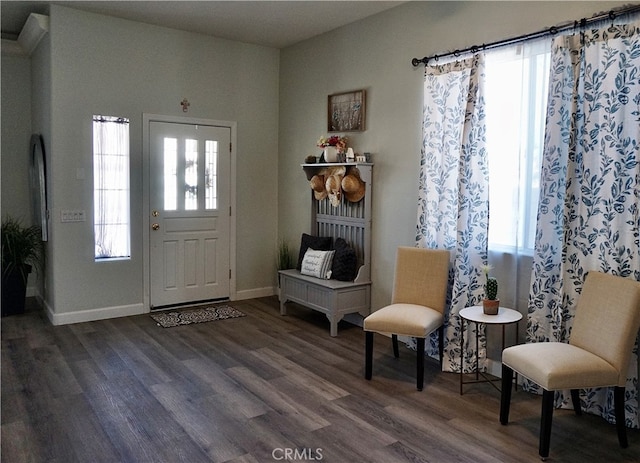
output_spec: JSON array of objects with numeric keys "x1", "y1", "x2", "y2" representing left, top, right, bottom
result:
[
  {"x1": 530, "y1": 19, "x2": 640, "y2": 428},
  {"x1": 484, "y1": 39, "x2": 551, "y2": 314},
  {"x1": 418, "y1": 14, "x2": 640, "y2": 426},
  {"x1": 484, "y1": 39, "x2": 550, "y2": 254},
  {"x1": 93, "y1": 115, "x2": 131, "y2": 260},
  {"x1": 416, "y1": 39, "x2": 552, "y2": 370}
]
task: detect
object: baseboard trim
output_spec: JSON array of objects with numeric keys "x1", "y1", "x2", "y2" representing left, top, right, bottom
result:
[
  {"x1": 42, "y1": 286, "x2": 276, "y2": 326},
  {"x1": 235, "y1": 286, "x2": 276, "y2": 301},
  {"x1": 48, "y1": 303, "x2": 146, "y2": 326}
]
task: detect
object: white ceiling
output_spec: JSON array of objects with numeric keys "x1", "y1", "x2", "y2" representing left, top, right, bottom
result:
[{"x1": 1, "y1": 1, "x2": 404, "y2": 48}]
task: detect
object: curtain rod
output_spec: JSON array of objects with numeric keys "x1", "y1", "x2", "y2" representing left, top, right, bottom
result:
[
  {"x1": 93, "y1": 116, "x2": 130, "y2": 124},
  {"x1": 411, "y1": 4, "x2": 640, "y2": 67}
]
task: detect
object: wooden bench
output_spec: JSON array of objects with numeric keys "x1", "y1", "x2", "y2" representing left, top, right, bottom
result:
[{"x1": 279, "y1": 163, "x2": 373, "y2": 336}]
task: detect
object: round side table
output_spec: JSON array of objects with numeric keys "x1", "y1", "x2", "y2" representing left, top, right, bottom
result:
[{"x1": 459, "y1": 305, "x2": 522, "y2": 395}]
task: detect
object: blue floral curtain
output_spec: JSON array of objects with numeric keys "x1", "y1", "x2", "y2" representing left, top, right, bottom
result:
[
  {"x1": 529, "y1": 22, "x2": 640, "y2": 427},
  {"x1": 416, "y1": 55, "x2": 489, "y2": 373}
]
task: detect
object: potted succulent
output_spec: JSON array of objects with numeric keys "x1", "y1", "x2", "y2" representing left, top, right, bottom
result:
[
  {"x1": 1, "y1": 216, "x2": 43, "y2": 316},
  {"x1": 482, "y1": 264, "x2": 499, "y2": 315}
]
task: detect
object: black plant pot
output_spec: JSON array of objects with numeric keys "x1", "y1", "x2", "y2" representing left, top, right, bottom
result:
[{"x1": 1, "y1": 265, "x2": 31, "y2": 317}]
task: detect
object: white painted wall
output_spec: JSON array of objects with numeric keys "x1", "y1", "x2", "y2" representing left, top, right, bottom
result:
[
  {"x1": 278, "y1": 1, "x2": 624, "y2": 321},
  {"x1": 40, "y1": 5, "x2": 279, "y2": 320}
]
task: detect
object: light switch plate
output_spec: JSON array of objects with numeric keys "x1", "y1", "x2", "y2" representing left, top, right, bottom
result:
[{"x1": 61, "y1": 210, "x2": 86, "y2": 222}]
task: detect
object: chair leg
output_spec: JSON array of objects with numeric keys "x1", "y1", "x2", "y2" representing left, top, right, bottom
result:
[
  {"x1": 614, "y1": 386, "x2": 628, "y2": 448},
  {"x1": 416, "y1": 337, "x2": 425, "y2": 391},
  {"x1": 392, "y1": 334, "x2": 399, "y2": 358},
  {"x1": 570, "y1": 389, "x2": 582, "y2": 415},
  {"x1": 539, "y1": 389, "x2": 554, "y2": 460},
  {"x1": 365, "y1": 331, "x2": 373, "y2": 380},
  {"x1": 500, "y1": 364, "x2": 514, "y2": 425}
]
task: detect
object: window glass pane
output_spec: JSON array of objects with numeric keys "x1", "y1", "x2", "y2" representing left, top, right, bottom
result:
[
  {"x1": 185, "y1": 139, "x2": 198, "y2": 211},
  {"x1": 484, "y1": 42, "x2": 549, "y2": 252},
  {"x1": 93, "y1": 115, "x2": 130, "y2": 259},
  {"x1": 163, "y1": 138, "x2": 177, "y2": 211},
  {"x1": 205, "y1": 140, "x2": 218, "y2": 210},
  {"x1": 485, "y1": 58, "x2": 524, "y2": 249}
]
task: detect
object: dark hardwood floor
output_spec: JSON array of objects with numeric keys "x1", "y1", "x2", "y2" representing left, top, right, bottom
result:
[{"x1": 2, "y1": 296, "x2": 639, "y2": 462}]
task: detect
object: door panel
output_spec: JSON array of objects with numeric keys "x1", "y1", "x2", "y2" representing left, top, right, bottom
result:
[{"x1": 149, "y1": 121, "x2": 231, "y2": 308}]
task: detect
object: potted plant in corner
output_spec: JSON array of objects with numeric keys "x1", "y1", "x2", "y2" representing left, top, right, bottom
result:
[
  {"x1": 276, "y1": 238, "x2": 295, "y2": 300},
  {"x1": 2, "y1": 216, "x2": 43, "y2": 316}
]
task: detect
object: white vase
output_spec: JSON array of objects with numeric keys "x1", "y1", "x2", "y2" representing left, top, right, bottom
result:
[{"x1": 324, "y1": 146, "x2": 339, "y2": 162}]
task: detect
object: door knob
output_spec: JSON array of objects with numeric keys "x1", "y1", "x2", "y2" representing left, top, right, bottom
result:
[{"x1": 152, "y1": 223, "x2": 160, "y2": 231}]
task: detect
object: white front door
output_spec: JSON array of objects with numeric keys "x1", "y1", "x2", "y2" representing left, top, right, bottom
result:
[{"x1": 149, "y1": 121, "x2": 231, "y2": 308}]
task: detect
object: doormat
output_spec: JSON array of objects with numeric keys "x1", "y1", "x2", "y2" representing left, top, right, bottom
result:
[{"x1": 150, "y1": 305, "x2": 245, "y2": 328}]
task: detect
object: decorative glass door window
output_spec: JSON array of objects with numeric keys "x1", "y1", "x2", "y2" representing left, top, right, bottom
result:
[
  {"x1": 162, "y1": 137, "x2": 219, "y2": 212},
  {"x1": 205, "y1": 140, "x2": 218, "y2": 210},
  {"x1": 163, "y1": 138, "x2": 178, "y2": 211},
  {"x1": 185, "y1": 139, "x2": 198, "y2": 210}
]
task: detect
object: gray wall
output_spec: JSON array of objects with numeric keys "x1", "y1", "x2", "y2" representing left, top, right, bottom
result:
[
  {"x1": 3, "y1": 5, "x2": 280, "y2": 321},
  {"x1": 1, "y1": 52, "x2": 39, "y2": 295},
  {"x1": 1, "y1": 1, "x2": 626, "y2": 329},
  {"x1": 278, "y1": 1, "x2": 624, "y2": 317},
  {"x1": 1, "y1": 54, "x2": 32, "y2": 220}
]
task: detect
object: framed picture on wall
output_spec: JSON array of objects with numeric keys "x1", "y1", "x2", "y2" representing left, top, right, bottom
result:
[{"x1": 328, "y1": 89, "x2": 366, "y2": 132}]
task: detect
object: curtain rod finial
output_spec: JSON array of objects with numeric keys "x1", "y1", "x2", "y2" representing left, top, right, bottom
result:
[{"x1": 412, "y1": 57, "x2": 428, "y2": 67}]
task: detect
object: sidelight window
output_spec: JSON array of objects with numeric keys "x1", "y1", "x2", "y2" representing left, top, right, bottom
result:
[{"x1": 93, "y1": 115, "x2": 131, "y2": 259}]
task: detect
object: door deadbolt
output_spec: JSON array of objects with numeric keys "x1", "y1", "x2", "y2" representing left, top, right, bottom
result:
[{"x1": 152, "y1": 210, "x2": 159, "y2": 217}]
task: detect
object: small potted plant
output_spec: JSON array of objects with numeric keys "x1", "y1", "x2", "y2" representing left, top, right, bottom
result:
[
  {"x1": 276, "y1": 238, "x2": 295, "y2": 299},
  {"x1": 1, "y1": 216, "x2": 43, "y2": 316},
  {"x1": 481, "y1": 264, "x2": 499, "y2": 315},
  {"x1": 277, "y1": 239, "x2": 294, "y2": 273}
]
